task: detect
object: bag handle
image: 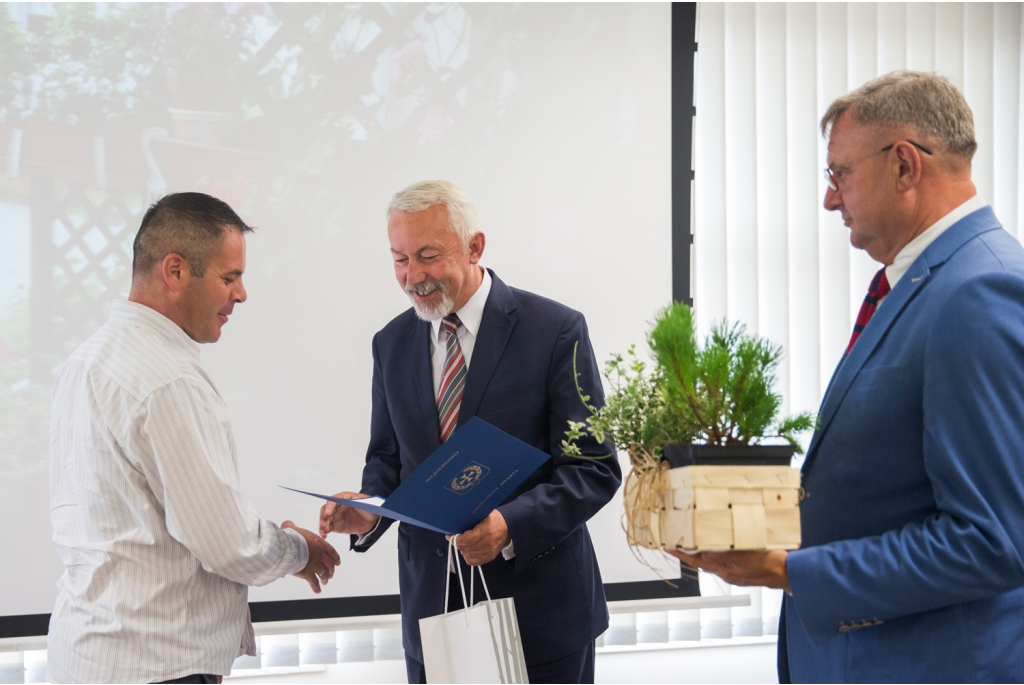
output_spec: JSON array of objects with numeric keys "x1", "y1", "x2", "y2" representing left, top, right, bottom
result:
[
  {"x1": 444, "y1": 535, "x2": 494, "y2": 618},
  {"x1": 475, "y1": 554, "x2": 493, "y2": 601},
  {"x1": 444, "y1": 536, "x2": 455, "y2": 615}
]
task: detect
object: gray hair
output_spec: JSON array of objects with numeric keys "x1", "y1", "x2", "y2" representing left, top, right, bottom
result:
[
  {"x1": 386, "y1": 180, "x2": 479, "y2": 249},
  {"x1": 821, "y1": 70, "x2": 977, "y2": 163}
]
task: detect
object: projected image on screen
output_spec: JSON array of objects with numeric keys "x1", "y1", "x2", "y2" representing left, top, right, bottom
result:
[{"x1": 0, "y1": 2, "x2": 672, "y2": 618}]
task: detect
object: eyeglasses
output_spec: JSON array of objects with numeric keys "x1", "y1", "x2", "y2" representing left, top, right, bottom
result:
[{"x1": 823, "y1": 140, "x2": 933, "y2": 191}]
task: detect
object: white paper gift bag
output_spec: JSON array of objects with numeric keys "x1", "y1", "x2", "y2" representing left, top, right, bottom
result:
[{"x1": 419, "y1": 536, "x2": 529, "y2": 684}]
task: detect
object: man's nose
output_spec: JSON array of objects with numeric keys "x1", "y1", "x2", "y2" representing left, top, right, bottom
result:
[
  {"x1": 235, "y1": 279, "x2": 247, "y2": 304},
  {"x1": 823, "y1": 184, "x2": 842, "y2": 212},
  {"x1": 406, "y1": 262, "x2": 428, "y2": 285}
]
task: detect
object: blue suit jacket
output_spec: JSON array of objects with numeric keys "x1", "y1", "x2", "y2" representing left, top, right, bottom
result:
[
  {"x1": 780, "y1": 207, "x2": 1024, "y2": 682},
  {"x1": 354, "y1": 270, "x2": 621, "y2": 666}
]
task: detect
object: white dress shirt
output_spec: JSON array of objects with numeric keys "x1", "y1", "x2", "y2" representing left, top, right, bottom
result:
[
  {"x1": 359, "y1": 268, "x2": 514, "y2": 560},
  {"x1": 430, "y1": 269, "x2": 515, "y2": 561},
  {"x1": 47, "y1": 300, "x2": 308, "y2": 684},
  {"x1": 428, "y1": 267, "x2": 492, "y2": 396},
  {"x1": 884, "y1": 194, "x2": 988, "y2": 290}
]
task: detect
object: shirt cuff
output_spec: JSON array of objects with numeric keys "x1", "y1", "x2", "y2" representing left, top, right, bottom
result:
[
  {"x1": 448, "y1": 539, "x2": 513, "y2": 573},
  {"x1": 354, "y1": 517, "x2": 382, "y2": 547},
  {"x1": 281, "y1": 526, "x2": 309, "y2": 576}
]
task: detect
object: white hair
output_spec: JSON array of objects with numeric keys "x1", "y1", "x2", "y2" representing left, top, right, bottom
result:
[{"x1": 386, "y1": 180, "x2": 479, "y2": 249}]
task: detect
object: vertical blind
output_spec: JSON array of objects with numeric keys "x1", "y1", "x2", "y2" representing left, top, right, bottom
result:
[
  {"x1": 692, "y1": 1, "x2": 1024, "y2": 637},
  {"x1": 694, "y1": 1, "x2": 1023, "y2": 417}
]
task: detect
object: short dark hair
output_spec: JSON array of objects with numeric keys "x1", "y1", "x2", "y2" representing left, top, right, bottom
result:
[{"x1": 132, "y1": 192, "x2": 254, "y2": 280}]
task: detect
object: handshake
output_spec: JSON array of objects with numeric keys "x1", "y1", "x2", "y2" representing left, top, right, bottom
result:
[
  {"x1": 280, "y1": 520, "x2": 342, "y2": 594},
  {"x1": 276, "y1": 493, "x2": 381, "y2": 595},
  {"x1": 316, "y1": 491, "x2": 514, "y2": 567},
  {"x1": 282, "y1": 476, "x2": 523, "y2": 595}
]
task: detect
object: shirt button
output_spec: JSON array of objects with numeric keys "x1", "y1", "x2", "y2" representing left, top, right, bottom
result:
[{"x1": 436, "y1": 548, "x2": 445, "y2": 557}]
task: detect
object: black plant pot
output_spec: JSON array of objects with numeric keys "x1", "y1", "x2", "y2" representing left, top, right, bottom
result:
[{"x1": 661, "y1": 443, "x2": 796, "y2": 468}]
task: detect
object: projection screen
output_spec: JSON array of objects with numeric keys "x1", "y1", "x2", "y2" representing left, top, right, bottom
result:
[{"x1": 0, "y1": 2, "x2": 674, "y2": 621}]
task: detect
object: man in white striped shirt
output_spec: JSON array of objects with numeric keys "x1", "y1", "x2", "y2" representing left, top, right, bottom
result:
[{"x1": 47, "y1": 193, "x2": 340, "y2": 684}]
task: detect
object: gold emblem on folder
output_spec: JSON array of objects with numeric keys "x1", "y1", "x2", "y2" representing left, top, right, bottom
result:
[{"x1": 446, "y1": 461, "x2": 490, "y2": 495}]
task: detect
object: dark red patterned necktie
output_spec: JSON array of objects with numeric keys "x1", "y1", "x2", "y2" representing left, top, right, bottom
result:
[
  {"x1": 437, "y1": 314, "x2": 466, "y2": 443},
  {"x1": 846, "y1": 267, "x2": 891, "y2": 355}
]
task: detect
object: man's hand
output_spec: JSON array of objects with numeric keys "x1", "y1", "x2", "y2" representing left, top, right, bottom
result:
[
  {"x1": 319, "y1": 492, "x2": 380, "y2": 538},
  {"x1": 449, "y1": 510, "x2": 512, "y2": 566},
  {"x1": 282, "y1": 520, "x2": 341, "y2": 594},
  {"x1": 665, "y1": 549, "x2": 791, "y2": 592}
]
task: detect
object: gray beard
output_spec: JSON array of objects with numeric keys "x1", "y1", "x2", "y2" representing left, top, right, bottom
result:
[{"x1": 406, "y1": 282, "x2": 455, "y2": 322}]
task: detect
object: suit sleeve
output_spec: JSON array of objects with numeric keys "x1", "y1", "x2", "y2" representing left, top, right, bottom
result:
[
  {"x1": 497, "y1": 311, "x2": 622, "y2": 572},
  {"x1": 351, "y1": 333, "x2": 401, "y2": 551},
  {"x1": 787, "y1": 272, "x2": 1024, "y2": 635}
]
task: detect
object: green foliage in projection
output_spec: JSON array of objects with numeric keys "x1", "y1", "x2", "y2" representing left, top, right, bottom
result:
[
  {"x1": 0, "y1": 8, "x2": 31, "y2": 108},
  {"x1": 0, "y1": 296, "x2": 53, "y2": 478},
  {"x1": 2, "y1": 3, "x2": 165, "y2": 125},
  {"x1": 0, "y1": 2, "x2": 536, "y2": 224}
]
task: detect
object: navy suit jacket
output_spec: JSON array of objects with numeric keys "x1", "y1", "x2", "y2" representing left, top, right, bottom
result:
[
  {"x1": 780, "y1": 207, "x2": 1024, "y2": 682},
  {"x1": 354, "y1": 270, "x2": 621, "y2": 666}
]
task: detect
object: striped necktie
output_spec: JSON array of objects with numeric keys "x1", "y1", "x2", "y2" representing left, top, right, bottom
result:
[
  {"x1": 437, "y1": 314, "x2": 467, "y2": 443},
  {"x1": 846, "y1": 267, "x2": 891, "y2": 355}
]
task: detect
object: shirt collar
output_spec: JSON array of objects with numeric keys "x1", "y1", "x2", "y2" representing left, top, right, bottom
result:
[
  {"x1": 430, "y1": 267, "x2": 492, "y2": 341},
  {"x1": 109, "y1": 299, "x2": 201, "y2": 360},
  {"x1": 886, "y1": 194, "x2": 988, "y2": 289}
]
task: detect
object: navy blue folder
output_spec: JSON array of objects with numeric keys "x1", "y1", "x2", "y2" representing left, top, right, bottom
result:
[{"x1": 283, "y1": 417, "x2": 551, "y2": 535}]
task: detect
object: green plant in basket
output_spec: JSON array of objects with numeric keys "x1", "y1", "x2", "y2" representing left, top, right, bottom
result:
[
  {"x1": 648, "y1": 302, "x2": 814, "y2": 452},
  {"x1": 564, "y1": 301, "x2": 814, "y2": 463},
  {"x1": 561, "y1": 342, "x2": 697, "y2": 466},
  {"x1": 563, "y1": 302, "x2": 815, "y2": 558}
]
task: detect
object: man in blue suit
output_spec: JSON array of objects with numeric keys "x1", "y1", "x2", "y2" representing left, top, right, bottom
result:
[
  {"x1": 319, "y1": 180, "x2": 621, "y2": 683},
  {"x1": 669, "y1": 71, "x2": 1024, "y2": 682}
]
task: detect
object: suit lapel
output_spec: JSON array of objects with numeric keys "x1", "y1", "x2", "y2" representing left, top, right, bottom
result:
[
  {"x1": 412, "y1": 317, "x2": 442, "y2": 449},
  {"x1": 458, "y1": 270, "x2": 517, "y2": 427},
  {"x1": 803, "y1": 207, "x2": 1003, "y2": 469},
  {"x1": 803, "y1": 263, "x2": 930, "y2": 464}
]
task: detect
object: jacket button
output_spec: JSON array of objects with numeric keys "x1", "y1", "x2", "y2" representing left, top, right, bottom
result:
[{"x1": 436, "y1": 548, "x2": 445, "y2": 558}]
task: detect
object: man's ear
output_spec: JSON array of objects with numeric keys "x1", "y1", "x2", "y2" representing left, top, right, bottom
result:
[
  {"x1": 468, "y1": 232, "x2": 486, "y2": 264},
  {"x1": 158, "y1": 253, "x2": 191, "y2": 293},
  {"x1": 893, "y1": 141, "x2": 923, "y2": 193}
]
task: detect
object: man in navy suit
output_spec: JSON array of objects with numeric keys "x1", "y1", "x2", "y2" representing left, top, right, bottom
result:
[
  {"x1": 319, "y1": 180, "x2": 621, "y2": 684},
  {"x1": 669, "y1": 71, "x2": 1024, "y2": 682}
]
